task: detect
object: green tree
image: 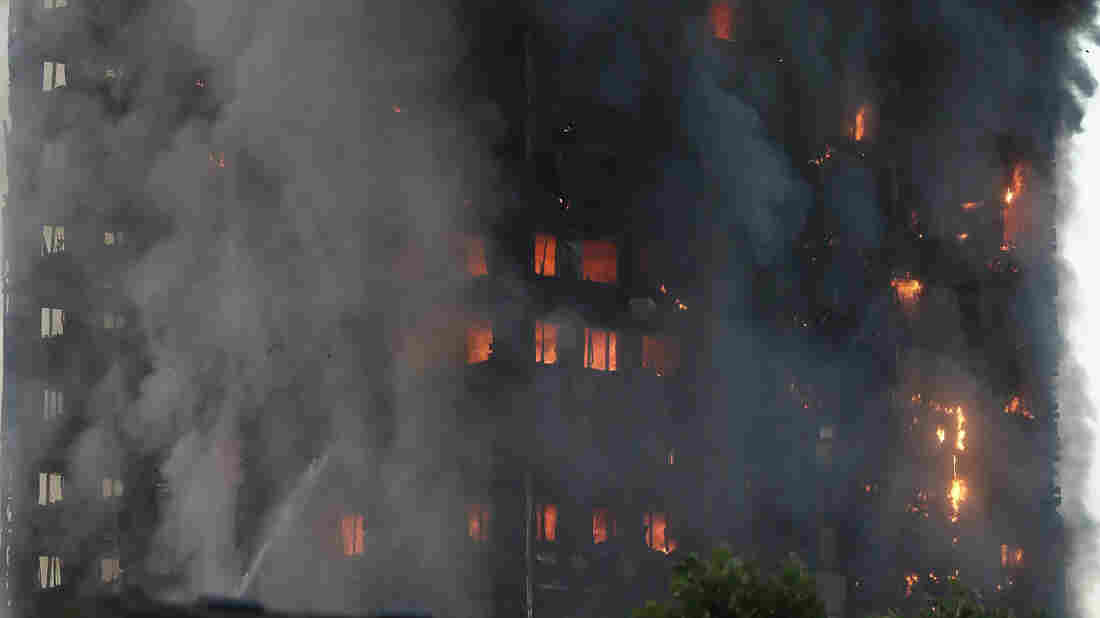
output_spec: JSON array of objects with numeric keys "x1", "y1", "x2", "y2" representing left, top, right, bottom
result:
[{"x1": 634, "y1": 547, "x2": 826, "y2": 618}]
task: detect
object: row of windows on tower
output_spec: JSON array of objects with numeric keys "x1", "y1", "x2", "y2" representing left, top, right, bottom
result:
[
  {"x1": 469, "y1": 320, "x2": 680, "y2": 375},
  {"x1": 42, "y1": 225, "x2": 127, "y2": 255},
  {"x1": 39, "y1": 308, "x2": 128, "y2": 337},
  {"x1": 463, "y1": 233, "x2": 619, "y2": 285},
  {"x1": 37, "y1": 556, "x2": 120, "y2": 591},
  {"x1": 338, "y1": 506, "x2": 676, "y2": 557},
  {"x1": 36, "y1": 472, "x2": 124, "y2": 506}
]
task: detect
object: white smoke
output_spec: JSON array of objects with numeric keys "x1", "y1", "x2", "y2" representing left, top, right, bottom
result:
[{"x1": 1061, "y1": 15, "x2": 1100, "y2": 618}]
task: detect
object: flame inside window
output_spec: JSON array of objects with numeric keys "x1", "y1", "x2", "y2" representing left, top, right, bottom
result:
[
  {"x1": 536, "y1": 504, "x2": 558, "y2": 542},
  {"x1": 535, "y1": 320, "x2": 558, "y2": 365},
  {"x1": 466, "y1": 320, "x2": 493, "y2": 364},
  {"x1": 709, "y1": 1, "x2": 733, "y2": 41},
  {"x1": 905, "y1": 573, "x2": 919, "y2": 597},
  {"x1": 584, "y1": 328, "x2": 618, "y2": 372},
  {"x1": 582, "y1": 240, "x2": 618, "y2": 284},
  {"x1": 1001, "y1": 544, "x2": 1024, "y2": 567},
  {"x1": 468, "y1": 503, "x2": 490, "y2": 542},
  {"x1": 466, "y1": 236, "x2": 488, "y2": 277},
  {"x1": 1004, "y1": 396, "x2": 1035, "y2": 419},
  {"x1": 593, "y1": 508, "x2": 616, "y2": 544},
  {"x1": 891, "y1": 277, "x2": 923, "y2": 309},
  {"x1": 534, "y1": 233, "x2": 557, "y2": 277},
  {"x1": 340, "y1": 514, "x2": 365, "y2": 556},
  {"x1": 852, "y1": 105, "x2": 868, "y2": 142},
  {"x1": 644, "y1": 511, "x2": 674, "y2": 554},
  {"x1": 643, "y1": 335, "x2": 681, "y2": 376},
  {"x1": 1003, "y1": 163, "x2": 1025, "y2": 248}
]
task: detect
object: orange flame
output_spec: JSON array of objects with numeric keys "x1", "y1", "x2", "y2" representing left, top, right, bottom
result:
[
  {"x1": 961, "y1": 201, "x2": 981, "y2": 211},
  {"x1": 936, "y1": 427, "x2": 945, "y2": 444},
  {"x1": 955, "y1": 407, "x2": 966, "y2": 452},
  {"x1": 853, "y1": 106, "x2": 867, "y2": 142},
  {"x1": 710, "y1": 1, "x2": 733, "y2": 41},
  {"x1": 537, "y1": 504, "x2": 558, "y2": 542},
  {"x1": 1004, "y1": 396, "x2": 1035, "y2": 419},
  {"x1": 905, "y1": 573, "x2": 919, "y2": 598},
  {"x1": 1015, "y1": 548, "x2": 1023, "y2": 564},
  {"x1": 1004, "y1": 163, "x2": 1025, "y2": 205},
  {"x1": 891, "y1": 277, "x2": 923, "y2": 309},
  {"x1": 956, "y1": 232, "x2": 969, "y2": 241}
]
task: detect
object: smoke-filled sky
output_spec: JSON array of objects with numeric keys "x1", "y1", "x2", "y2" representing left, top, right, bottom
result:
[{"x1": 8, "y1": 0, "x2": 1100, "y2": 616}]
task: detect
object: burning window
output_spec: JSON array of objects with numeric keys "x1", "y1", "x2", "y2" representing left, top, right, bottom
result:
[
  {"x1": 642, "y1": 335, "x2": 681, "y2": 376},
  {"x1": 340, "y1": 514, "x2": 365, "y2": 556},
  {"x1": 710, "y1": 1, "x2": 733, "y2": 40},
  {"x1": 582, "y1": 240, "x2": 618, "y2": 284},
  {"x1": 43, "y1": 389, "x2": 64, "y2": 421},
  {"x1": 40, "y1": 308, "x2": 64, "y2": 338},
  {"x1": 467, "y1": 503, "x2": 490, "y2": 542},
  {"x1": 1001, "y1": 545, "x2": 1024, "y2": 567},
  {"x1": 592, "y1": 508, "x2": 617, "y2": 544},
  {"x1": 1004, "y1": 396, "x2": 1035, "y2": 419},
  {"x1": 100, "y1": 557, "x2": 121, "y2": 583},
  {"x1": 102, "y1": 478, "x2": 124, "y2": 499},
  {"x1": 38, "y1": 473, "x2": 63, "y2": 505},
  {"x1": 583, "y1": 328, "x2": 618, "y2": 372},
  {"x1": 535, "y1": 320, "x2": 558, "y2": 365},
  {"x1": 534, "y1": 233, "x2": 557, "y2": 277},
  {"x1": 466, "y1": 236, "x2": 488, "y2": 277},
  {"x1": 42, "y1": 225, "x2": 65, "y2": 255},
  {"x1": 643, "y1": 511, "x2": 676, "y2": 554},
  {"x1": 466, "y1": 320, "x2": 493, "y2": 364},
  {"x1": 104, "y1": 231, "x2": 125, "y2": 247},
  {"x1": 891, "y1": 276, "x2": 922, "y2": 312},
  {"x1": 1003, "y1": 163, "x2": 1025, "y2": 249},
  {"x1": 43, "y1": 0, "x2": 70, "y2": 8},
  {"x1": 536, "y1": 504, "x2": 558, "y2": 542},
  {"x1": 39, "y1": 556, "x2": 62, "y2": 589},
  {"x1": 42, "y1": 61, "x2": 66, "y2": 91},
  {"x1": 851, "y1": 105, "x2": 868, "y2": 142}
]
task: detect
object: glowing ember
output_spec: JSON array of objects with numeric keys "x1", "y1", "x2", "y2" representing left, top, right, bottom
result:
[
  {"x1": 710, "y1": 1, "x2": 733, "y2": 41},
  {"x1": 961, "y1": 201, "x2": 981, "y2": 210},
  {"x1": 956, "y1": 232, "x2": 969, "y2": 241},
  {"x1": 1004, "y1": 396, "x2": 1035, "y2": 419},
  {"x1": 852, "y1": 106, "x2": 868, "y2": 142}
]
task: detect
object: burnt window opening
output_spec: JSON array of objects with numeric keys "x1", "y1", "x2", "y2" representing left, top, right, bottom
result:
[
  {"x1": 467, "y1": 503, "x2": 490, "y2": 543},
  {"x1": 642, "y1": 335, "x2": 681, "y2": 376},
  {"x1": 536, "y1": 504, "x2": 558, "y2": 542},
  {"x1": 584, "y1": 328, "x2": 618, "y2": 372},
  {"x1": 42, "y1": 225, "x2": 65, "y2": 255},
  {"x1": 103, "y1": 231, "x2": 125, "y2": 247},
  {"x1": 40, "y1": 308, "x2": 64, "y2": 338},
  {"x1": 581, "y1": 240, "x2": 617, "y2": 284},
  {"x1": 100, "y1": 557, "x2": 121, "y2": 583},
  {"x1": 593, "y1": 508, "x2": 617, "y2": 544},
  {"x1": 37, "y1": 473, "x2": 63, "y2": 505},
  {"x1": 466, "y1": 235, "x2": 488, "y2": 277},
  {"x1": 43, "y1": 388, "x2": 64, "y2": 421},
  {"x1": 38, "y1": 556, "x2": 62, "y2": 589},
  {"x1": 340, "y1": 514, "x2": 365, "y2": 556},
  {"x1": 466, "y1": 320, "x2": 493, "y2": 364},
  {"x1": 534, "y1": 320, "x2": 558, "y2": 365},
  {"x1": 102, "y1": 312, "x2": 127, "y2": 330},
  {"x1": 101, "y1": 478, "x2": 124, "y2": 499},
  {"x1": 42, "y1": 61, "x2": 67, "y2": 91},
  {"x1": 643, "y1": 511, "x2": 676, "y2": 554},
  {"x1": 534, "y1": 233, "x2": 557, "y2": 277}
]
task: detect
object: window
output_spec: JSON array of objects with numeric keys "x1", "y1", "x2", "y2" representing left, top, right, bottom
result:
[
  {"x1": 466, "y1": 236, "x2": 488, "y2": 277},
  {"x1": 534, "y1": 233, "x2": 557, "y2": 277},
  {"x1": 103, "y1": 231, "x2": 125, "y2": 246},
  {"x1": 40, "y1": 308, "x2": 64, "y2": 338},
  {"x1": 534, "y1": 321, "x2": 558, "y2": 365},
  {"x1": 42, "y1": 61, "x2": 66, "y2": 91},
  {"x1": 102, "y1": 478, "x2": 124, "y2": 499},
  {"x1": 42, "y1": 225, "x2": 65, "y2": 255},
  {"x1": 467, "y1": 503, "x2": 490, "y2": 543},
  {"x1": 43, "y1": 389, "x2": 64, "y2": 421},
  {"x1": 642, "y1": 335, "x2": 681, "y2": 376},
  {"x1": 536, "y1": 504, "x2": 558, "y2": 542},
  {"x1": 102, "y1": 312, "x2": 126, "y2": 330},
  {"x1": 42, "y1": 0, "x2": 69, "y2": 8},
  {"x1": 100, "y1": 557, "x2": 121, "y2": 583},
  {"x1": 38, "y1": 556, "x2": 62, "y2": 589},
  {"x1": 710, "y1": 1, "x2": 733, "y2": 40},
  {"x1": 643, "y1": 511, "x2": 676, "y2": 554},
  {"x1": 466, "y1": 320, "x2": 492, "y2": 364},
  {"x1": 593, "y1": 508, "x2": 616, "y2": 544},
  {"x1": 37, "y1": 473, "x2": 63, "y2": 505},
  {"x1": 340, "y1": 514, "x2": 365, "y2": 556},
  {"x1": 583, "y1": 328, "x2": 617, "y2": 372},
  {"x1": 581, "y1": 240, "x2": 617, "y2": 284},
  {"x1": 1001, "y1": 544, "x2": 1023, "y2": 567}
]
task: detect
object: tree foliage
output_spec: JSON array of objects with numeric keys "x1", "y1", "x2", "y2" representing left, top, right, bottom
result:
[{"x1": 634, "y1": 547, "x2": 826, "y2": 618}]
